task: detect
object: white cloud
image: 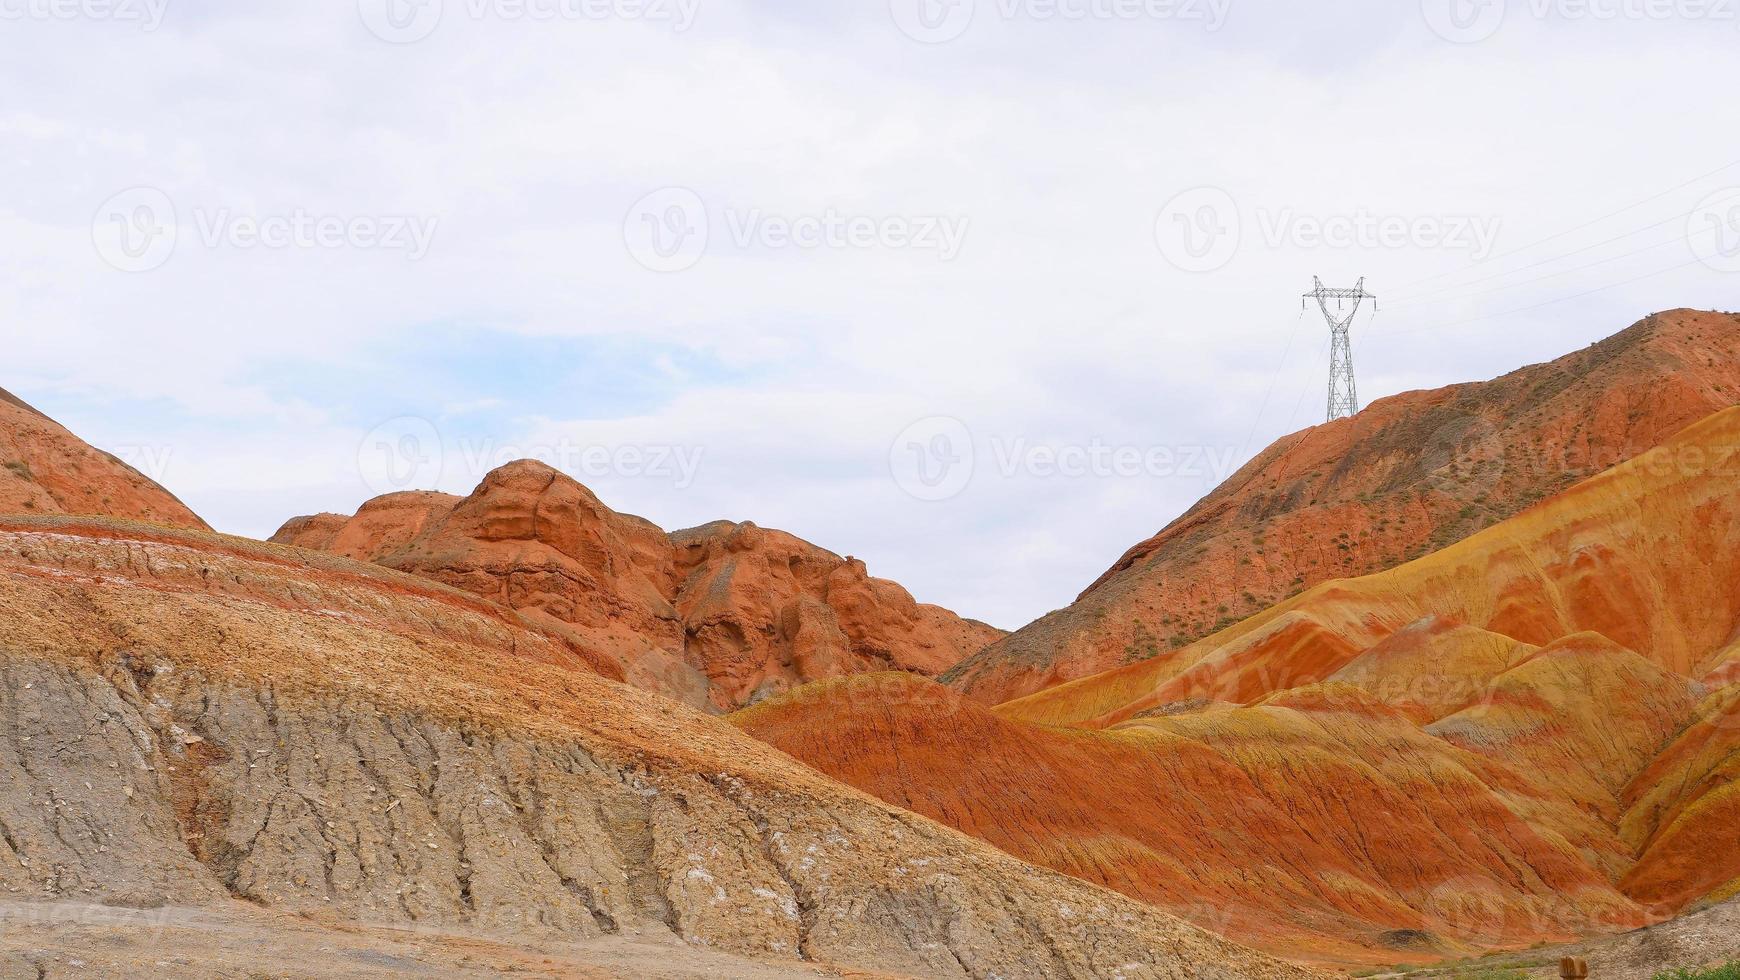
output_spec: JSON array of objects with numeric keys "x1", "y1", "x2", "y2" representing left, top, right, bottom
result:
[{"x1": 4, "y1": 0, "x2": 1738, "y2": 629}]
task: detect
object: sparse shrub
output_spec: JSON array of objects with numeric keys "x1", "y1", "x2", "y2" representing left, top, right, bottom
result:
[{"x1": 1656, "y1": 964, "x2": 1740, "y2": 980}]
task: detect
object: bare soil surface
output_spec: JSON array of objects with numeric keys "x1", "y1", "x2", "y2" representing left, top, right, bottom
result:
[
  {"x1": 1371, "y1": 896, "x2": 1740, "y2": 979},
  {"x1": 0, "y1": 899, "x2": 896, "y2": 978}
]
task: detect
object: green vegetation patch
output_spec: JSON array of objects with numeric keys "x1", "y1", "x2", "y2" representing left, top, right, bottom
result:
[{"x1": 1656, "y1": 964, "x2": 1740, "y2": 980}]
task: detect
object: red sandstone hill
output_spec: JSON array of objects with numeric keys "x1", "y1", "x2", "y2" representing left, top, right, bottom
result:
[
  {"x1": 739, "y1": 405, "x2": 1740, "y2": 968},
  {"x1": 0, "y1": 513, "x2": 1314, "y2": 979},
  {"x1": 0, "y1": 386, "x2": 208, "y2": 531},
  {"x1": 272, "y1": 460, "x2": 1002, "y2": 713},
  {"x1": 944, "y1": 309, "x2": 1740, "y2": 705}
]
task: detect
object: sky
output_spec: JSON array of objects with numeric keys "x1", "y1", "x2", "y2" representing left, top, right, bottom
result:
[{"x1": 4, "y1": 0, "x2": 1739, "y2": 630}]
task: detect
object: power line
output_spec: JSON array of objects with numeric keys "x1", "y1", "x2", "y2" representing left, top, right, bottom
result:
[
  {"x1": 1383, "y1": 156, "x2": 1740, "y2": 295},
  {"x1": 1286, "y1": 334, "x2": 1332, "y2": 432},
  {"x1": 1386, "y1": 223, "x2": 1719, "y2": 311},
  {"x1": 1378, "y1": 255, "x2": 1707, "y2": 342},
  {"x1": 1240, "y1": 309, "x2": 1307, "y2": 459},
  {"x1": 1386, "y1": 190, "x2": 1740, "y2": 305}
]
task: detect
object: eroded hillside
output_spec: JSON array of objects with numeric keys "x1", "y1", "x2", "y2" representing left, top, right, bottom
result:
[
  {"x1": 0, "y1": 515, "x2": 1312, "y2": 980},
  {"x1": 740, "y1": 405, "x2": 1740, "y2": 968},
  {"x1": 272, "y1": 460, "x2": 1002, "y2": 713},
  {"x1": 0, "y1": 386, "x2": 208, "y2": 531},
  {"x1": 946, "y1": 310, "x2": 1740, "y2": 704}
]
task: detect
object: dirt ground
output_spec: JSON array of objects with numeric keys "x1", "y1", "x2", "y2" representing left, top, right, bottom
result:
[
  {"x1": 1370, "y1": 896, "x2": 1740, "y2": 979},
  {"x1": 0, "y1": 899, "x2": 906, "y2": 979}
]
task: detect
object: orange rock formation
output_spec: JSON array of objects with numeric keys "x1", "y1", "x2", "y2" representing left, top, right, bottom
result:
[
  {"x1": 0, "y1": 514, "x2": 1314, "y2": 980},
  {"x1": 740, "y1": 404, "x2": 1740, "y2": 967},
  {"x1": 946, "y1": 310, "x2": 1740, "y2": 704},
  {"x1": 272, "y1": 460, "x2": 1001, "y2": 712},
  {"x1": 0, "y1": 386, "x2": 208, "y2": 531}
]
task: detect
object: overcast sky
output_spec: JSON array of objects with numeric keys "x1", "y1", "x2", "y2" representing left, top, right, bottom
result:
[{"x1": 5, "y1": 0, "x2": 1738, "y2": 629}]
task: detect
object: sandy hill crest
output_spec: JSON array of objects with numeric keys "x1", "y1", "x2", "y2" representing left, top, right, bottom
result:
[
  {"x1": 0, "y1": 385, "x2": 208, "y2": 532},
  {"x1": 946, "y1": 308, "x2": 1740, "y2": 705},
  {"x1": 273, "y1": 459, "x2": 1002, "y2": 713}
]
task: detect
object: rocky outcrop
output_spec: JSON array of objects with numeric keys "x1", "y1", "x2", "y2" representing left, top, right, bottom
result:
[
  {"x1": 946, "y1": 310, "x2": 1740, "y2": 705},
  {"x1": 0, "y1": 386, "x2": 208, "y2": 531},
  {"x1": 270, "y1": 490, "x2": 459, "y2": 561},
  {"x1": 272, "y1": 460, "x2": 1002, "y2": 713},
  {"x1": 738, "y1": 406, "x2": 1740, "y2": 968},
  {"x1": 0, "y1": 515, "x2": 1313, "y2": 980}
]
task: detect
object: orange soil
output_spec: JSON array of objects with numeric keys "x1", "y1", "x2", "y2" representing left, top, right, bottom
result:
[
  {"x1": 946, "y1": 310, "x2": 1740, "y2": 705},
  {"x1": 739, "y1": 405, "x2": 1740, "y2": 967},
  {"x1": 272, "y1": 460, "x2": 1001, "y2": 712},
  {"x1": 0, "y1": 386, "x2": 208, "y2": 531},
  {"x1": 0, "y1": 513, "x2": 1320, "y2": 980}
]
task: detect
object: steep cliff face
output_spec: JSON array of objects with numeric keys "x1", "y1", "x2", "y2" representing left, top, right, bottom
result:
[
  {"x1": 0, "y1": 386, "x2": 208, "y2": 531},
  {"x1": 0, "y1": 515, "x2": 1314, "y2": 980},
  {"x1": 272, "y1": 460, "x2": 1002, "y2": 713},
  {"x1": 945, "y1": 310, "x2": 1740, "y2": 705},
  {"x1": 738, "y1": 406, "x2": 1740, "y2": 968}
]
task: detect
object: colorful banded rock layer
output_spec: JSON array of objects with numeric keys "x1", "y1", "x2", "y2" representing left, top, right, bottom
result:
[
  {"x1": 739, "y1": 405, "x2": 1740, "y2": 967},
  {"x1": 945, "y1": 310, "x2": 1740, "y2": 704},
  {"x1": 0, "y1": 514, "x2": 1314, "y2": 980},
  {"x1": 272, "y1": 460, "x2": 1002, "y2": 712}
]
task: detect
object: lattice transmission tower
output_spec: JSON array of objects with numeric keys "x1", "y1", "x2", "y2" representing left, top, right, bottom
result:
[{"x1": 1302, "y1": 276, "x2": 1377, "y2": 422}]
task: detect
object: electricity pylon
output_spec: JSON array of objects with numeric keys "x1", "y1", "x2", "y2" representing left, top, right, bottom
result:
[{"x1": 1302, "y1": 276, "x2": 1377, "y2": 422}]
